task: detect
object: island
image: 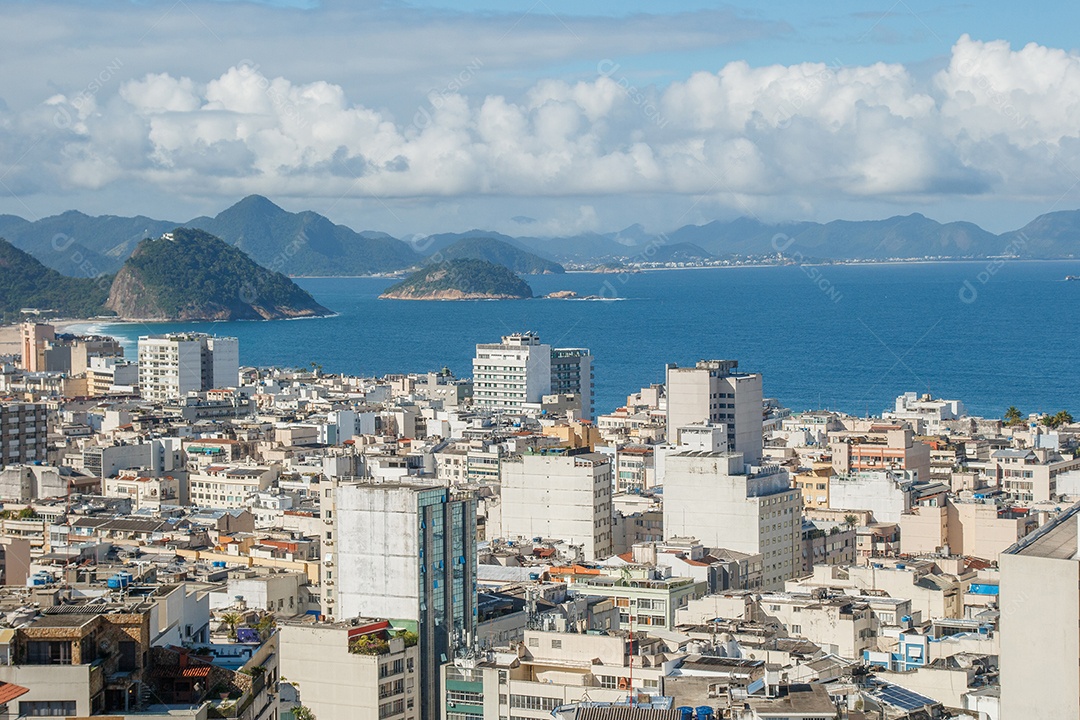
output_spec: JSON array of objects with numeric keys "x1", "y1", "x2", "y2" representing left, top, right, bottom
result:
[
  {"x1": 379, "y1": 258, "x2": 534, "y2": 300},
  {"x1": 106, "y1": 228, "x2": 332, "y2": 321}
]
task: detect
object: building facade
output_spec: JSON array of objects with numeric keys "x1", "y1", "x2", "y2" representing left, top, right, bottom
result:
[
  {"x1": 138, "y1": 334, "x2": 239, "y2": 401},
  {"x1": 665, "y1": 360, "x2": 763, "y2": 464}
]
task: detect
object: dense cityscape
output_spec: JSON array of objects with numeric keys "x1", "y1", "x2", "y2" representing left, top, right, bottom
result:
[{"x1": 0, "y1": 322, "x2": 1069, "y2": 719}]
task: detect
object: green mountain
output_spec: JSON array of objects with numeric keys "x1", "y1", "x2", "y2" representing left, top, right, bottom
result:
[
  {"x1": 0, "y1": 211, "x2": 176, "y2": 276},
  {"x1": 186, "y1": 195, "x2": 421, "y2": 275},
  {"x1": 106, "y1": 228, "x2": 332, "y2": 320},
  {"x1": 1000, "y1": 210, "x2": 1080, "y2": 257},
  {"x1": 0, "y1": 238, "x2": 113, "y2": 321},
  {"x1": 380, "y1": 258, "x2": 533, "y2": 300},
  {"x1": 436, "y1": 237, "x2": 564, "y2": 273}
]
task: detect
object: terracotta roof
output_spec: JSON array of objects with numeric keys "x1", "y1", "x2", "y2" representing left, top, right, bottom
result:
[{"x1": 0, "y1": 682, "x2": 30, "y2": 705}]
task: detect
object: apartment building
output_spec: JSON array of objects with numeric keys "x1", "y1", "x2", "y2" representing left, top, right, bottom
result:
[
  {"x1": 549, "y1": 348, "x2": 594, "y2": 420},
  {"x1": 991, "y1": 447, "x2": 1080, "y2": 502},
  {"x1": 0, "y1": 402, "x2": 47, "y2": 469},
  {"x1": 472, "y1": 333, "x2": 551, "y2": 412},
  {"x1": 189, "y1": 463, "x2": 279, "y2": 509},
  {"x1": 663, "y1": 451, "x2": 801, "y2": 590},
  {"x1": 551, "y1": 564, "x2": 707, "y2": 632},
  {"x1": 86, "y1": 356, "x2": 139, "y2": 396},
  {"x1": 332, "y1": 482, "x2": 477, "y2": 720},
  {"x1": 280, "y1": 618, "x2": 420, "y2": 720},
  {"x1": 999, "y1": 506, "x2": 1080, "y2": 720},
  {"x1": 496, "y1": 451, "x2": 613, "y2": 561},
  {"x1": 665, "y1": 360, "x2": 764, "y2": 464},
  {"x1": 829, "y1": 424, "x2": 931, "y2": 482},
  {"x1": 138, "y1": 333, "x2": 239, "y2": 401}
]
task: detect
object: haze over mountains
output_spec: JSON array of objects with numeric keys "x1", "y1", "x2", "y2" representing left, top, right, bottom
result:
[{"x1": 2, "y1": 196, "x2": 1079, "y2": 278}]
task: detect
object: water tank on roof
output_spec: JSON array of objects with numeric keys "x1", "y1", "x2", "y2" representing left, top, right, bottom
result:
[
  {"x1": 896, "y1": 563, "x2": 906, "y2": 570},
  {"x1": 677, "y1": 707, "x2": 694, "y2": 720},
  {"x1": 695, "y1": 706, "x2": 714, "y2": 720}
]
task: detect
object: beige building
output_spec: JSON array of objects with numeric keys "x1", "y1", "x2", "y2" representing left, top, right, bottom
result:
[
  {"x1": 496, "y1": 451, "x2": 612, "y2": 561},
  {"x1": 999, "y1": 504, "x2": 1080, "y2": 720},
  {"x1": 900, "y1": 499, "x2": 1038, "y2": 560},
  {"x1": 792, "y1": 460, "x2": 833, "y2": 509},
  {"x1": 829, "y1": 424, "x2": 931, "y2": 482},
  {"x1": 663, "y1": 451, "x2": 801, "y2": 590},
  {"x1": 991, "y1": 447, "x2": 1080, "y2": 503},
  {"x1": 280, "y1": 618, "x2": 419, "y2": 720},
  {"x1": 103, "y1": 471, "x2": 183, "y2": 510},
  {"x1": 189, "y1": 463, "x2": 278, "y2": 509},
  {"x1": 665, "y1": 359, "x2": 763, "y2": 464}
]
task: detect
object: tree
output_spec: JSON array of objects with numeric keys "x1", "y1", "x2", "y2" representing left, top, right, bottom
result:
[
  {"x1": 1004, "y1": 406, "x2": 1023, "y2": 425},
  {"x1": 293, "y1": 707, "x2": 316, "y2": 720},
  {"x1": 1056, "y1": 410, "x2": 1074, "y2": 427},
  {"x1": 220, "y1": 612, "x2": 242, "y2": 640},
  {"x1": 255, "y1": 614, "x2": 277, "y2": 641},
  {"x1": 843, "y1": 514, "x2": 859, "y2": 531}
]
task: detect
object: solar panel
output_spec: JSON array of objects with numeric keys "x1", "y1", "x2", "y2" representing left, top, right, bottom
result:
[
  {"x1": 745, "y1": 679, "x2": 765, "y2": 696},
  {"x1": 875, "y1": 683, "x2": 936, "y2": 711}
]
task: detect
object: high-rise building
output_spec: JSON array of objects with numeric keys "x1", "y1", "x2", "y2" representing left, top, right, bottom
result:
[
  {"x1": 550, "y1": 347, "x2": 594, "y2": 419},
  {"x1": 472, "y1": 332, "x2": 551, "y2": 412},
  {"x1": 497, "y1": 450, "x2": 613, "y2": 560},
  {"x1": 137, "y1": 334, "x2": 239, "y2": 401},
  {"x1": 663, "y1": 450, "x2": 801, "y2": 590},
  {"x1": 999, "y1": 504, "x2": 1080, "y2": 720},
  {"x1": 332, "y1": 482, "x2": 477, "y2": 720},
  {"x1": 0, "y1": 403, "x2": 47, "y2": 470},
  {"x1": 473, "y1": 334, "x2": 594, "y2": 418},
  {"x1": 19, "y1": 323, "x2": 54, "y2": 372},
  {"x1": 665, "y1": 360, "x2": 763, "y2": 464}
]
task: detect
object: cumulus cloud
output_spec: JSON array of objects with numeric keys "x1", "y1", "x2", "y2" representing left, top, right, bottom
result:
[{"x1": 4, "y1": 35, "x2": 1080, "y2": 219}]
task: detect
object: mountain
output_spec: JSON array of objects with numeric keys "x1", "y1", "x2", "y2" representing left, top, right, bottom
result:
[
  {"x1": 0, "y1": 238, "x2": 113, "y2": 320},
  {"x1": 0, "y1": 210, "x2": 176, "y2": 276},
  {"x1": 185, "y1": 195, "x2": 421, "y2": 276},
  {"x1": 436, "y1": 237, "x2": 564, "y2": 274},
  {"x1": 106, "y1": 228, "x2": 332, "y2": 320},
  {"x1": 1000, "y1": 210, "x2": 1080, "y2": 257},
  {"x1": 644, "y1": 242, "x2": 713, "y2": 263},
  {"x1": 416, "y1": 229, "x2": 540, "y2": 256},
  {"x1": 380, "y1": 258, "x2": 533, "y2": 300}
]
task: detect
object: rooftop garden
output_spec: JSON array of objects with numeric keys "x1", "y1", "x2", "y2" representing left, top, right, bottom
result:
[{"x1": 349, "y1": 629, "x2": 418, "y2": 656}]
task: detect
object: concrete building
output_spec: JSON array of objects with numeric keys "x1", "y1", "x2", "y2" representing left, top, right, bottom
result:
[
  {"x1": 885, "y1": 392, "x2": 967, "y2": 434},
  {"x1": 665, "y1": 360, "x2": 763, "y2": 464},
  {"x1": 472, "y1": 333, "x2": 551, "y2": 413},
  {"x1": 900, "y1": 499, "x2": 1038, "y2": 560},
  {"x1": 991, "y1": 447, "x2": 1080, "y2": 503},
  {"x1": 549, "y1": 348, "x2": 593, "y2": 420},
  {"x1": 827, "y1": 470, "x2": 914, "y2": 524},
  {"x1": 87, "y1": 356, "x2": 139, "y2": 396},
  {"x1": 663, "y1": 451, "x2": 801, "y2": 590},
  {"x1": 280, "y1": 618, "x2": 419, "y2": 720},
  {"x1": 189, "y1": 464, "x2": 279, "y2": 509},
  {"x1": 999, "y1": 504, "x2": 1080, "y2": 720},
  {"x1": 497, "y1": 451, "x2": 613, "y2": 561},
  {"x1": 0, "y1": 403, "x2": 47, "y2": 469},
  {"x1": 138, "y1": 334, "x2": 239, "y2": 401},
  {"x1": 333, "y1": 482, "x2": 477, "y2": 720},
  {"x1": 829, "y1": 424, "x2": 931, "y2": 483},
  {"x1": 20, "y1": 323, "x2": 54, "y2": 372}
]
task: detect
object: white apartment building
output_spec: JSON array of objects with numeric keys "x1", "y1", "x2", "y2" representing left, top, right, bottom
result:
[
  {"x1": 663, "y1": 451, "x2": 801, "y2": 590},
  {"x1": 473, "y1": 333, "x2": 551, "y2": 412},
  {"x1": 189, "y1": 463, "x2": 279, "y2": 508},
  {"x1": 999, "y1": 505, "x2": 1080, "y2": 720},
  {"x1": 138, "y1": 333, "x2": 239, "y2": 401},
  {"x1": 665, "y1": 360, "x2": 763, "y2": 464},
  {"x1": 280, "y1": 618, "x2": 420, "y2": 720},
  {"x1": 496, "y1": 451, "x2": 613, "y2": 561}
]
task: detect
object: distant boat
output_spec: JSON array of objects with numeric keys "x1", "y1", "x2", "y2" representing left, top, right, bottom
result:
[{"x1": 1067, "y1": 275, "x2": 1080, "y2": 281}]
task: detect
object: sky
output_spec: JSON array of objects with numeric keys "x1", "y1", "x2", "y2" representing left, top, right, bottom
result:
[{"x1": 1, "y1": 0, "x2": 1079, "y2": 238}]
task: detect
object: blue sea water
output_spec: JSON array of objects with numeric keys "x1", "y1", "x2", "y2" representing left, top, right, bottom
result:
[{"x1": 89, "y1": 261, "x2": 1080, "y2": 419}]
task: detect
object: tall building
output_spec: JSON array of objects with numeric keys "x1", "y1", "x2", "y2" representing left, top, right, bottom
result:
[
  {"x1": 497, "y1": 450, "x2": 613, "y2": 560},
  {"x1": 999, "y1": 504, "x2": 1080, "y2": 720},
  {"x1": 0, "y1": 403, "x2": 47, "y2": 470},
  {"x1": 332, "y1": 482, "x2": 477, "y2": 720},
  {"x1": 665, "y1": 360, "x2": 764, "y2": 464},
  {"x1": 550, "y1": 347, "x2": 594, "y2": 419},
  {"x1": 473, "y1": 333, "x2": 594, "y2": 418},
  {"x1": 137, "y1": 333, "x2": 239, "y2": 401},
  {"x1": 473, "y1": 332, "x2": 551, "y2": 412},
  {"x1": 19, "y1": 323, "x2": 54, "y2": 372},
  {"x1": 663, "y1": 450, "x2": 801, "y2": 590}
]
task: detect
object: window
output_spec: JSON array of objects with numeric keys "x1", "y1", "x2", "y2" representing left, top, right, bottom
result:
[
  {"x1": 510, "y1": 695, "x2": 560, "y2": 711},
  {"x1": 20, "y1": 701, "x2": 76, "y2": 717},
  {"x1": 791, "y1": 624, "x2": 802, "y2": 634},
  {"x1": 550, "y1": 639, "x2": 562, "y2": 649},
  {"x1": 26, "y1": 641, "x2": 71, "y2": 665},
  {"x1": 446, "y1": 690, "x2": 484, "y2": 704}
]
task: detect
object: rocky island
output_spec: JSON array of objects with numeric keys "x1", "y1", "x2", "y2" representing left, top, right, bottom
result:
[
  {"x1": 106, "y1": 228, "x2": 332, "y2": 321},
  {"x1": 379, "y1": 258, "x2": 534, "y2": 300}
]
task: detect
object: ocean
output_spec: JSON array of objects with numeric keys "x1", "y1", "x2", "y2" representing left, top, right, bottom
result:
[{"x1": 85, "y1": 260, "x2": 1080, "y2": 420}]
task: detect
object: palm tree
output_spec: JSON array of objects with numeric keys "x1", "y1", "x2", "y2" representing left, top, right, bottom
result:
[
  {"x1": 843, "y1": 514, "x2": 859, "y2": 531},
  {"x1": 1004, "y1": 406, "x2": 1022, "y2": 425},
  {"x1": 1056, "y1": 410, "x2": 1074, "y2": 427},
  {"x1": 255, "y1": 614, "x2": 277, "y2": 641},
  {"x1": 220, "y1": 612, "x2": 242, "y2": 640}
]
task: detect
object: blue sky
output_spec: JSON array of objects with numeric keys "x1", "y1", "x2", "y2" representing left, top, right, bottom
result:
[{"x1": 1, "y1": 0, "x2": 1079, "y2": 236}]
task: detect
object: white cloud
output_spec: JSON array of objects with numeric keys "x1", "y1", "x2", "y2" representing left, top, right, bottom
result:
[{"x1": 4, "y1": 34, "x2": 1080, "y2": 230}]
